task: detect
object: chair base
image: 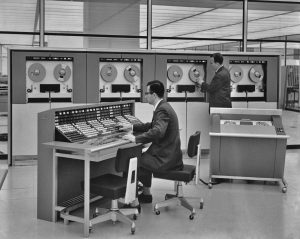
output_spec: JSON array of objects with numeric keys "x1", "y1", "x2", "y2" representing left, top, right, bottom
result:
[
  {"x1": 91, "y1": 200, "x2": 138, "y2": 234},
  {"x1": 153, "y1": 182, "x2": 196, "y2": 220}
]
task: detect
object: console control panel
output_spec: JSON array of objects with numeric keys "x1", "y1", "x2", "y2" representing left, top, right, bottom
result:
[{"x1": 55, "y1": 101, "x2": 142, "y2": 143}]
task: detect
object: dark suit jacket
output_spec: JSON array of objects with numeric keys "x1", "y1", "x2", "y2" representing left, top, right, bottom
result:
[
  {"x1": 201, "y1": 65, "x2": 232, "y2": 108},
  {"x1": 133, "y1": 100, "x2": 183, "y2": 171}
]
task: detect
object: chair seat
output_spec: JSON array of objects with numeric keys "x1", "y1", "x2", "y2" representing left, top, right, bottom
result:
[
  {"x1": 153, "y1": 164, "x2": 195, "y2": 182},
  {"x1": 81, "y1": 174, "x2": 127, "y2": 200}
]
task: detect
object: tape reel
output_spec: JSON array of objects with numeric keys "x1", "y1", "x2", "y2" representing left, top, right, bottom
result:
[
  {"x1": 28, "y1": 63, "x2": 46, "y2": 82},
  {"x1": 100, "y1": 64, "x2": 118, "y2": 82},
  {"x1": 229, "y1": 65, "x2": 243, "y2": 83},
  {"x1": 249, "y1": 65, "x2": 264, "y2": 83},
  {"x1": 53, "y1": 64, "x2": 71, "y2": 82},
  {"x1": 167, "y1": 65, "x2": 183, "y2": 83},
  {"x1": 189, "y1": 65, "x2": 204, "y2": 83},
  {"x1": 124, "y1": 65, "x2": 140, "y2": 83}
]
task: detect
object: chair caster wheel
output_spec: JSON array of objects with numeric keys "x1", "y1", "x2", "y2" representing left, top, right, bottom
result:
[
  {"x1": 93, "y1": 208, "x2": 100, "y2": 218},
  {"x1": 155, "y1": 210, "x2": 160, "y2": 215},
  {"x1": 282, "y1": 187, "x2": 287, "y2": 193},
  {"x1": 131, "y1": 225, "x2": 135, "y2": 234},
  {"x1": 189, "y1": 213, "x2": 194, "y2": 220},
  {"x1": 63, "y1": 219, "x2": 69, "y2": 225},
  {"x1": 200, "y1": 199, "x2": 204, "y2": 209},
  {"x1": 133, "y1": 214, "x2": 138, "y2": 220}
]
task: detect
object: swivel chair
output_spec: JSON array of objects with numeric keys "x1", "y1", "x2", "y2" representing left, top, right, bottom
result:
[
  {"x1": 82, "y1": 143, "x2": 142, "y2": 234},
  {"x1": 153, "y1": 131, "x2": 203, "y2": 220}
]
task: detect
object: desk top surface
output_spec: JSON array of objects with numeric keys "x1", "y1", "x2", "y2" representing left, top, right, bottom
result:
[{"x1": 43, "y1": 139, "x2": 133, "y2": 153}]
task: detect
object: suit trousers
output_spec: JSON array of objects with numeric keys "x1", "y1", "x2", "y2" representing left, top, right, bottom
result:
[{"x1": 137, "y1": 151, "x2": 161, "y2": 187}]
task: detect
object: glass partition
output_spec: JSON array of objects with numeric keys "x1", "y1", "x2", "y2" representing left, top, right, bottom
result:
[
  {"x1": 0, "y1": 0, "x2": 38, "y2": 32},
  {"x1": 45, "y1": 1, "x2": 83, "y2": 32},
  {"x1": 247, "y1": 1, "x2": 300, "y2": 46},
  {"x1": 151, "y1": 0, "x2": 243, "y2": 50},
  {"x1": 284, "y1": 42, "x2": 300, "y2": 112},
  {"x1": 0, "y1": 46, "x2": 8, "y2": 167},
  {"x1": 45, "y1": 0, "x2": 147, "y2": 49}
]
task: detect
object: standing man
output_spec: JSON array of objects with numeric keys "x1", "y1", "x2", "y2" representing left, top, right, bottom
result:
[
  {"x1": 122, "y1": 80, "x2": 183, "y2": 204},
  {"x1": 200, "y1": 52, "x2": 232, "y2": 109}
]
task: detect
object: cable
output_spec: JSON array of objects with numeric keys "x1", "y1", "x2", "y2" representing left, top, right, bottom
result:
[{"x1": 245, "y1": 91, "x2": 249, "y2": 108}]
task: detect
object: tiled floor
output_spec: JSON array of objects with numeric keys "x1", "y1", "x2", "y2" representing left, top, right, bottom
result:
[
  {"x1": 282, "y1": 110, "x2": 300, "y2": 145},
  {"x1": 0, "y1": 110, "x2": 299, "y2": 239},
  {"x1": 0, "y1": 149, "x2": 299, "y2": 239}
]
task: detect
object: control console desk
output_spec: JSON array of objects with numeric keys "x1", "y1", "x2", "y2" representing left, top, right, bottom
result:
[
  {"x1": 209, "y1": 108, "x2": 288, "y2": 193},
  {"x1": 37, "y1": 101, "x2": 142, "y2": 237}
]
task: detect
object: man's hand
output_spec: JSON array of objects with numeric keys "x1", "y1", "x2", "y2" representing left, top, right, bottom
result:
[
  {"x1": 122, "y1": 133, "x2": 136, "y2": 143},
  {"x1": 117, "y1": 123, "x2": 133, "y2": 132},
  {"x1": 195, "y1": 79, "x2": 204, "y2": 88}
]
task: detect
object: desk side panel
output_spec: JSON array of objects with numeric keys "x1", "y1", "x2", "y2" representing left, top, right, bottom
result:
[{"x1": 37, "y1": 110, "x2": 55, "y2": 221}]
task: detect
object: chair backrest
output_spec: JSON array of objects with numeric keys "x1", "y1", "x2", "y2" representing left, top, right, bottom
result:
[
  {"x1": 187, "y1": 131, "x2": 200, "y2": 158},
  {"x1": 115, "y1": 143, "x2": 143, "y2": 173},
  {"x1": 115, "y1": 144, "x2": 142, "y2": 204}
]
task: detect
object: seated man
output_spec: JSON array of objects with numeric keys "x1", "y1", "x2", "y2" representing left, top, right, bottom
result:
[{"x1": 123, "y1": 80, "x2": 183, "y2": 203}]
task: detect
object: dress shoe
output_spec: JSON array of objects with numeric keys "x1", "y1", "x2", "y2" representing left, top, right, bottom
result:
[{"x1": 138, "y1": 193, "x2": 153, "y2": 204}]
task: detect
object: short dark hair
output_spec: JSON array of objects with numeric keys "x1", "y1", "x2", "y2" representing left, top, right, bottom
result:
[
  {"x1": 147, "y1": 80, "x2": 164, "y2": 98},
  {"x1": 210, "y1": 52, "x2": 223, "y2": 65}
]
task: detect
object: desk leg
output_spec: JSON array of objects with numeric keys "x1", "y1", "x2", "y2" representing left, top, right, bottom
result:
[
  {"x1": 52, "y1": 149, "x2": 58, "y2": 222},
  {"x1": 83, "y1": 152, "x2": 90, "y2": 238}
]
